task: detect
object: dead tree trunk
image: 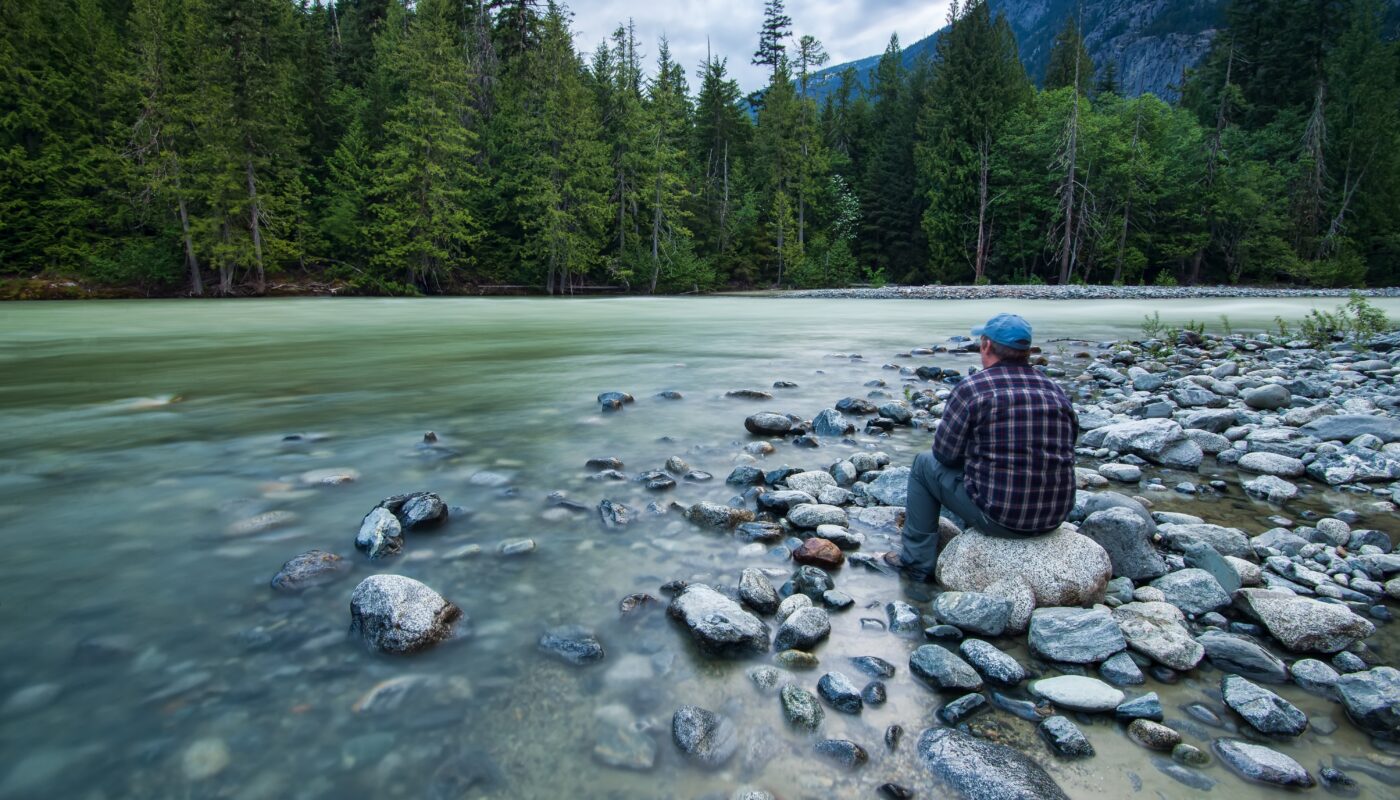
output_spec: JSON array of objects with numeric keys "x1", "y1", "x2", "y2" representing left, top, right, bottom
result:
[
  {"x1": 974, "y1": 137, "x2": 991, "y2": 283},
  {"x1": 245, "y1": 159, "x2": 266, "y2": 294}
]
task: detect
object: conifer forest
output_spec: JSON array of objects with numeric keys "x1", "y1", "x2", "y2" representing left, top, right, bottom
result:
[{"x1": 3, "y1": 0, "x2": 1399, "y2": 296}]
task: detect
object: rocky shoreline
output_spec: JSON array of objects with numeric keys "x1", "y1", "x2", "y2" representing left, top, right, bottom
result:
[
  {"x1": 780, "y1": 284, "x2": 1400, "y2": 301},
  {"x1": 253, "y1": 322, "x2": 1400, "y2": 798}
]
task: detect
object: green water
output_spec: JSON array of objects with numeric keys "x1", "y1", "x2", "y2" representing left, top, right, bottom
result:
[{"x1": 1, "y1": 296, "x2": 1397, "y2": 799}]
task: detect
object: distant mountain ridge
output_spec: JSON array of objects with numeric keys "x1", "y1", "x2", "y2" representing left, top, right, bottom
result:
[{"x1": 808, "y1": 0, "x2": 1396, "y2": 102}]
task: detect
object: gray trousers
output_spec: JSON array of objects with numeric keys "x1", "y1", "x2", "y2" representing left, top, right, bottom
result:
[{"x1": 900, "y1": 452, "x2": 1038, "y2": 577}]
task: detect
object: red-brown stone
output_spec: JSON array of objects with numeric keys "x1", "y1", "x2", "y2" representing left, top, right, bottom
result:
[{"x1": 793, "y1": 537, "x2": 844, "y2": 569}]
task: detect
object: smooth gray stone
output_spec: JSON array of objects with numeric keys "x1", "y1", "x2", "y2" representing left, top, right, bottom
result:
[
  {"x1": 773, "y1": 607, "x2": 831, "y2": 652},
  {"x1": 1079, "y1": 507, "x2": 1166, "y2": 581},
  {"x1": 1181, "y1": 540, "x2": 1242, "y2": 593},
  {"x1": 1031, "y1": 675, "x2": 1125, "y2": 713},
  {"x1": 1150, "y1": 569, "x2": 1231, "y2": 615},
  {"x1": 1214, "y1": 738, "x2": 1315, "y2": 787},
  {"x1": 1115, "y1": 692, "x2": 1164, "y2": 722},
  {"x1": 959, "y1": 639, "x2": 1028, "y2": 687},
  {"x1": 1100, "y1": 651, "x2": 1146, "y2": 685},
  {"x1": 1039, "y1": 715, "x2": 1095, "y2": 759},
  {"x1": 1221, "y1": 674, "x2": 1309, "y2": 736},
  {"x1": 1290, "y1": 658, "x2": 1341, "y2": 695},
  {"x1": 1336, "y1": 666, "x2": 1400, "y2": 741},
  {"x1": 817, "y1": 671, "x2": 863, "y2": 714},
  {"x1": 909, "y1": 645, "x2": 983, "y2": 692},
  {"x1": 1028, "y1": 607, "x2": 1126, "y2": 664},
  {"x1": 1197, "y1": 631, "x2": 1288, "y2": 683},
  {"x1": 933, "y1": 591, "x2": 1012, "y2": 636}
]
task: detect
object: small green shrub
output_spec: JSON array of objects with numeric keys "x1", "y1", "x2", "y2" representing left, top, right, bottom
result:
[
  {"x1": 1140, "y1": 311, "x2": 1167, "y2": 340},
  {"x1": 1153, "y1": 270, "x2": 1178, "y2": 287},
  {"x1": 1345, "y1": 292, "x2": 1391, "y2": 340}
]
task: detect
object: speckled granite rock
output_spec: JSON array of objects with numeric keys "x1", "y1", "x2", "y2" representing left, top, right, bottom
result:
[
  {"x1": 937, "y1": 525, "x2": 1111, "y2": 607},
  {"x1": 349, "y1": 574, "x2": 461, "y2": 654}
]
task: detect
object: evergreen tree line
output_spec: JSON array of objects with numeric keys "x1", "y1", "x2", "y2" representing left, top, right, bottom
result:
[{"x1": 2, "y1": 0, "x2": 1397, "y2": 295}]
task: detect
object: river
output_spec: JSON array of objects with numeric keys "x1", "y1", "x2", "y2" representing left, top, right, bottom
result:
[{"x1": 1, "y1": 296, "x2": 1397, "y2": 798}]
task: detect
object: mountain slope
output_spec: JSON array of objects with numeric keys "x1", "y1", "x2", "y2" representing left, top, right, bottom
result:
[{"x1": 809, "y1": 0, "x2": 1393, "y2": 103}]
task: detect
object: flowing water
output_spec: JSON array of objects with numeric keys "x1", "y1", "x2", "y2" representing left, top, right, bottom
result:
[{"x1": 2, "y1": 296, "x2": 1398, "y2": 799}]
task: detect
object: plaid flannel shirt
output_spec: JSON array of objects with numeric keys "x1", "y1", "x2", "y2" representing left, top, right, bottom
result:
[{"x1": 933, "y1": 361, "x2": 1080, "y2": 533}]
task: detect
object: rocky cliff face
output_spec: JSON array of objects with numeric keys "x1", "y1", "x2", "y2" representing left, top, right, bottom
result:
[
  {"x1": 1002, "y1": 0, "x2": 1226, "y2": 99},
  {"x1": 807, "y1": 0, "x2": 1226, "y2": 102},
  {"x1": 811, "y1": 0, "x2": 1399, "y2": 103}
]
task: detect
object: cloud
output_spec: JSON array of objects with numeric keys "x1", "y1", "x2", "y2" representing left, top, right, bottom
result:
[{"x1": 562, "y1": 0, "x2": 953, "y2": 91}]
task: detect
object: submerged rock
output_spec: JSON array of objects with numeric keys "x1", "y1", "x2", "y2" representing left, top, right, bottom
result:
[
  {"x1": 538, "y1": 625, "x2": 606, "y2": 666},
  {"x1": 270, "y1": 549, "x2": 349, "y2": 592},
  {"x1": 781, "y1": 684, "x2": 824, "y2": 731},
  {"x1": 685, "y1": 501, "x2": 753, "y2": 529},
  {"x1": 814, "y1": 739, "x2": 868, "y2": 770},
  {"x1": 672, "y1": 705, "x2": 737, "y2": 767},
  {"x1": 918, "y1": 727, "x2": 1069, "y2": 798},
  {"x1": 349, "y1": 574, "x2": 462, "y2": 654}
]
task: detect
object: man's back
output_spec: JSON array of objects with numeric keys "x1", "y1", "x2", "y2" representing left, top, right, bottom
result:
[{"x1": 933, "y1": 362, "x2": 1079, "y2": 533}]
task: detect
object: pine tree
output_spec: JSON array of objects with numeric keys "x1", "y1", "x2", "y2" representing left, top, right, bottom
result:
[
  {"x1": 492, "y1": 1, "x2": 610, "y2": 293},
  {"x1": 1, "y1": 0, "x2": 127, "y2": 275},
  {"x1": 367, "y1": 0, "x2": 484, "y2": 292},
  {"x1": 859, "y1": 35, "x2": 922, "y2": 277},
  {"x1": 916, "y1": 0, "x2": 1031, "y2": 282},
  {"x1": 1095, "y1": 61, "x2": 1120, "y2": 96},
  {"x1": 754, "y1": 58, "x2": 802, "y2": 283},
  {"x1": 594, "y1": 21, "x2": 649, "y2": 268},
  {"x1": 1044, "y1": 14, "x2": 1094, "y2": 94},
  {"x1": 120, "y1": 0, "x2": 209, "y2": 293},
  {"x1": 753, "y1": 0, "x2": 792, "y2": 78},
  {"x1": 196, "y1": 0, "x2": 310, "y2": 294},
  {"x1": 643, "y1": 37, "x2": 696, "y2": 292},
  {"x1": 692, "y1": 54, "x2": 752, "y2": 271}
]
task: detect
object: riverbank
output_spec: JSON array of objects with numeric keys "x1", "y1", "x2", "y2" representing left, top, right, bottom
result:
[
  {"x1": 781, "y1": 284, "x2": 1400, "y2": 300},
  {"x1": 7, "y1": 275, "x2": 1400, "y2": 301}
]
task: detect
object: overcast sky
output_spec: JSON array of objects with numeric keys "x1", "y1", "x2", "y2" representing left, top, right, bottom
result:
[{"x1": 563, "y1": 0, "x2": 954, "y2": 91}]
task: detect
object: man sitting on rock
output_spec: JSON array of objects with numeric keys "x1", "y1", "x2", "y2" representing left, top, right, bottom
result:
[{"x1": 886, "y1": 313, "x2": 1079, "y2": 582}]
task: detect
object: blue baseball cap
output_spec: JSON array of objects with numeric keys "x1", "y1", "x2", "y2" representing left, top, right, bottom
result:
[{"x1": 971, "y1": 313, "x2": 1033, "y2": 350}]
